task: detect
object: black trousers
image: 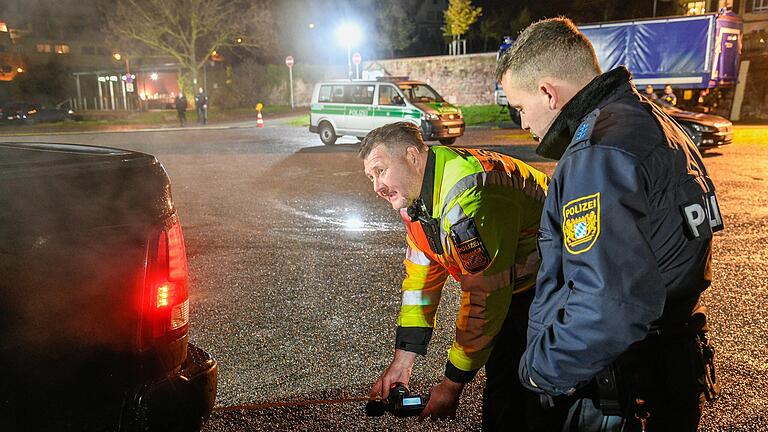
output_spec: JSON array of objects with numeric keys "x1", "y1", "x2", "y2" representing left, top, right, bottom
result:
[
  {"x1": 482, "y1": 289, "x2": 541, "y2": 431},
  {"x1": 534, "y1": 328, "x2": 710, "y2": 432}
]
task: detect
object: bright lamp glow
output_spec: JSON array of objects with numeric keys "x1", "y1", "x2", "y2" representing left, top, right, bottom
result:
[
  {"x1": 150, "y1": 72, "x2": 158, "y2": 80},
  {"x1": 336, "y1": 22, "x2": 362, "y2": 46},
  {"x1": 344, "y1": 216, "x2": 365, "y2": 231}
]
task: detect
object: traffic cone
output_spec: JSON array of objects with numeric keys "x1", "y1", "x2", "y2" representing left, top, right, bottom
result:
[{"x1": 257, "y1": 111, "x2": 264, "y2": 128}]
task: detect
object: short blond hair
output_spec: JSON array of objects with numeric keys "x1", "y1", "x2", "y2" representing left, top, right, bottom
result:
[{"x1": 495, "y1": 17, "x2": 601, "y2": 91}]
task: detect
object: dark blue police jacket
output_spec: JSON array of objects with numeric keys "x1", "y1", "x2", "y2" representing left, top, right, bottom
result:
[{"x1": 520, "y1": 67, "x2": 723, "y2": 396}]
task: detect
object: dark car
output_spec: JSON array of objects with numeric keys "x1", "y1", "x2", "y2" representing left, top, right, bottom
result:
[
  {"x1": 1, "y1": 102, "x2": 77, "y2": 125},
  {"x1": 0, "y1": 142, "x2": 217, "y2": 431},
  {"x1": 662, "y1": 105, "x2": 733, "y2": 149}
]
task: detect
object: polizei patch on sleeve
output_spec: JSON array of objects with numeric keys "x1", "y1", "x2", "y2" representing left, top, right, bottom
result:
[
  {"x1": 450, "y1": 218, "x2": 490, "y2": 273},
  {"x1": 562, "y1": 193, "x2": 601, "y2": 254}
]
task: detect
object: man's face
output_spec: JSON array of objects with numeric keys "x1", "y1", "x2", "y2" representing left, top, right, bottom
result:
[
  {"x1": 501, "y1": 73, "x2": 559, "y2": 141},
  {"x1": 645, "y1": 86, "x2": 654, "y2": 94},
  {"x1": 363, "y1": 145, "x2": 423, "y2": 210}
]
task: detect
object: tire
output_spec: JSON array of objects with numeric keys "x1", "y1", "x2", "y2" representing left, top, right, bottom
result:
[
  {"x1": 318, "y1": 122, "x2": 337, "y2": 145},
  {"x1": 438, "y1": 138, "x2": 456, "y2": 145}
]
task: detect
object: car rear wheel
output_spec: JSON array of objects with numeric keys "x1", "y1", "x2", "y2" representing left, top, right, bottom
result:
[
  {"x1": 318, "y1": 122, "x2": 337, "y2": 145},
  {"x1": 438, "y1": 138, "x2": 456, "y2": 145}
]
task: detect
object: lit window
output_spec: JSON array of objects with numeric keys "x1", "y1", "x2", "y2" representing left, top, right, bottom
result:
[
  {"x1": 719, "y1": 0, "x2": 734, "y2": 9},
  {"x1": 54, "y1": 44, "x2": 70, "y2": 54},
  {"x1": 686, "y1": 1, "x2": 707, "y2": 14},
  {"x1": 36, "y1": 43, "x2": 51, "y2": 53},
  {"x1": 755, "y1": 0, "x2": 768, "y2": 11}
]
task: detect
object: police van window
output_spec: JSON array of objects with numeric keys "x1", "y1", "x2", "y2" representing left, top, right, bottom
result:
[
  {"x1": 378, "y1": 85, "x2": 400, "y2": 105},
  {"x1": 347, "y1": 85, "x2": 374, "y2": 104},
  {"x1": 398, "y1": 84, "x2": 444, "y2": 103},
  {"x1": 331, "y1": 86, "x2": 346, "y2": 103},
  {"x1": 318, "y1": 85, "x2": 332, "y2": 103}
]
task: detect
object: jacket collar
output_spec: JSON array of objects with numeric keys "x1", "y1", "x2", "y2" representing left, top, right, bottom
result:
[
  {"x1": 536, "y1": 67, "x2": 633, "y2": 160},
  {"x1": 419, "y1": 147, "x2": 436, "y2": 215}
]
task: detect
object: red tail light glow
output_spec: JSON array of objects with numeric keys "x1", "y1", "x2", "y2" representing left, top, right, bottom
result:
[
  {"x1": 156, "y1": 284, "x2": 171, "y2": 308},
  {"x1": 141, "y1": 215, "x2": 190, "y2": 347}
]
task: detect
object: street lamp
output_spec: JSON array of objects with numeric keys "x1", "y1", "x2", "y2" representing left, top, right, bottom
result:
[
  {"x1": 113, "y1": 52, "x2": 133, "y2": 110},
  {"x1": 336, "y1": 22, "x2": 361, "y2": 80}
]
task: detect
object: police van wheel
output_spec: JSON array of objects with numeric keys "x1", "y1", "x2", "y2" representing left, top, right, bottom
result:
[
  {"x1": 438, "y1": 138, "x2": 456, "y2": 145},
  {"x1": 319, "y1": 122, "x2": 337, "y2": 145}
]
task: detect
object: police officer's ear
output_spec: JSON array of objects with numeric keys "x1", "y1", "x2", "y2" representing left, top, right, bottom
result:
[
  {"x1": 538, "y1": 81, "x2": 559, "y2": 111},
  {"x1": 405, "y1": 146, "x2": 420, "y2": 166}
]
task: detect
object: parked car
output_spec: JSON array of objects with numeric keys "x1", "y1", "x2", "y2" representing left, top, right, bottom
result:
[
  {"x1": 1, "y1": 101, "x2": 78, "y2": 125},
  {"x1": 310, "y1": 77, "x2": 465, "y2": 145},
  {"x1": 0, "y1": 142, "x2": 217, "y2": 431},
  {"x1": 662, "y1": 105, "x2": 734, "y2": 149}
]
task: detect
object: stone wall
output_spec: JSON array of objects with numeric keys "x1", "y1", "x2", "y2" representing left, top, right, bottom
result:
[{"x1": 363, "y1": 53, "x2": 498, "y2": 106}]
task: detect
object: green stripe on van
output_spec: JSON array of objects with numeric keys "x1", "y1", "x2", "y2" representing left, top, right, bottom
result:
[{"x1": 311, "y1": 104, "x2": 421, "y2": 120}]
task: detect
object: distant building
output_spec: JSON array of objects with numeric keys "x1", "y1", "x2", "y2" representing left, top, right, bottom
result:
[{"x1": 0, "y1": 0, "x2": 180, "y2": 110}]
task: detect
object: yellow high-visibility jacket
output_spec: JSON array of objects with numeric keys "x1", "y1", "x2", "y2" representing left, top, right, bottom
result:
[{"x1": 396, "y1": 146, "x2": 549, "y2": 382}]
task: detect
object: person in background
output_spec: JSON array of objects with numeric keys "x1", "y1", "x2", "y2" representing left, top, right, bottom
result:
[
  {"x1": 661, "y1": 84, "x2": 677, "y2": 106},
  {"x1": 644, "y1": 84, "x2": 659, "y2": 103},
  {"x1": 174, "y1": 93, "x2": 187, "y2": 127},
  {"x1": 195, "y1": 87, "x2": 208, "y2": 125}
]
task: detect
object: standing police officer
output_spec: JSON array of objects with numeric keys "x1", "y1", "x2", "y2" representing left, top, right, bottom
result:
[{"x1": 497, "y1": 18, "x2": 721, "y2": 431}]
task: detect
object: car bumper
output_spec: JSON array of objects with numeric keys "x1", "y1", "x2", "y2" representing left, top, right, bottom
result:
[
  {"x1": 423, "y1": 119, "x2": 465, "y2": 140},
  {"x1": 699, "y1": 130, "x2": 733, "y2": 148},
  {"x1": 130, "y1": 342, "x2": 218, "y2": 430}
]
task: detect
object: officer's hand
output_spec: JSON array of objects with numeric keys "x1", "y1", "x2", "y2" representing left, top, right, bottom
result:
[
  {"x1": 369, "y1": 349, "x2": 417, "y2": 400},
  {"x1": 418, "y1": 377, "x2": 464, "y2": 421}
]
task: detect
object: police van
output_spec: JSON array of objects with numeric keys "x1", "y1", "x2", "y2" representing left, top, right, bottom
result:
[{"x1": 309, "y1": 78, "x2": 465, "y2": 145}]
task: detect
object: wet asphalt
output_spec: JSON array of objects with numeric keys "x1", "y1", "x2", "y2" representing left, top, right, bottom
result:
[{"x1": 0, "y1": 119, "x2": 765, "y2": 431}]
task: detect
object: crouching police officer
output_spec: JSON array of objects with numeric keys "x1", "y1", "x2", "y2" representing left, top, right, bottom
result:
[
  {"x1": 361, "y1": 122, "x2": 549, "y2": 430},
  {"x1": 497, "y1": 18, "x2": 722, "y2": 431}
]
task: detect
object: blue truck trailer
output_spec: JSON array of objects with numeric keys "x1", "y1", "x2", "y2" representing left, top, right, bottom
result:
[{"x1": 495, "y1": 12, "x2": 743, "y2": 115}]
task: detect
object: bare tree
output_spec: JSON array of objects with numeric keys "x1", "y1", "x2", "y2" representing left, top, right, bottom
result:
[
  {"x1": 105, "y1": 0, "x2": 278, "y2": 96},
  {"x1": 374, "y1": 1, "x2": 416, "y2": 58}
]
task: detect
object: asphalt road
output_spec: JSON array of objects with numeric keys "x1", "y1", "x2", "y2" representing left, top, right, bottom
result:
[{"x1": 1, "y1": 120, "x2": 766, "y2": 431}]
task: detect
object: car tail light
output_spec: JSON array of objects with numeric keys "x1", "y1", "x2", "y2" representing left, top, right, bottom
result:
[{"x1": 140, "y1": 215, "x2": 189, "y2": 348}]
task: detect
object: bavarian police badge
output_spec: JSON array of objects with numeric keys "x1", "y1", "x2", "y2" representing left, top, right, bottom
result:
[{"x1": 562, "y1": 193, "x2": 600, "y2": 254}]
